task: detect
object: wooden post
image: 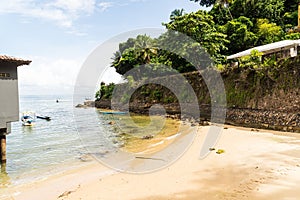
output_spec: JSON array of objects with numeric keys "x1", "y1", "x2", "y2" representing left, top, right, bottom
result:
[
  {"x1": 0, "y1": 134, "x2": 6, "y2": 163},
  {"x1": 298, "y1": 3, "x2": 300, "y2": 29}
]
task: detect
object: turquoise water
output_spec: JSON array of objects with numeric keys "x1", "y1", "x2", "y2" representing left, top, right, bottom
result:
[{"x1": 0, "y1": 95, "x2": 117, "y2": 188}]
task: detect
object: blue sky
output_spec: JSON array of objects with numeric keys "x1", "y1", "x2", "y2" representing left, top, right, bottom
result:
[{"x1": 0, "y1": 0, "x2": 204, "y2": 95}]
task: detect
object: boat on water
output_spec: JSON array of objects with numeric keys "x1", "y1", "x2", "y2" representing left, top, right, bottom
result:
[
  {"x1": 99, "y1": 111, "x2": 127, "y2": 115},
  {"x1": 21, "y1": 112, "x2": 36, "y2": 126},
  {"x1": 37, "y1": 115, "x2": 51, "y2": 121}
]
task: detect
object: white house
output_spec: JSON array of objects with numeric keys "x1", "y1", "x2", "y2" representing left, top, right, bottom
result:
[{"x1": 227, "y1": 40, "x2": 300, "y2": 61}]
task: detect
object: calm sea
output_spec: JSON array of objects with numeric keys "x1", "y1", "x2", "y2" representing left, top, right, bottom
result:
[{"x1": 0, "y1": 95, "x2": 118, "y2": 189}]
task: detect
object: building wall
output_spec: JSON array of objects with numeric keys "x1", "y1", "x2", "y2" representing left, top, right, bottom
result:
[{"x1": 0, "y1": 62, "x2": 19, "y2": 130}]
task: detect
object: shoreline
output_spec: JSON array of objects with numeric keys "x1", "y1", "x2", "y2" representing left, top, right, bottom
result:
[
  {"x1": 2, "y1": 124, "x2": 300, "y2": 200},
  {"x1": 95, "y1": 100, "x2": 300, "y2": 133}
]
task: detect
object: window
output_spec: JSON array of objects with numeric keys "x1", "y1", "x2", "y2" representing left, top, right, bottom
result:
[{"x1": 0, "y1": 73, "x2": 10, "y2": 78}]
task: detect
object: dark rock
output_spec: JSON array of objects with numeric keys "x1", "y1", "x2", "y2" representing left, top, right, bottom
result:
[
  {"x1": 84, "y1": 101, "x2": 95, "y2": 107},
  {"x1": 75, "y1": 104, "x2": 87, "y2": 108},
  {"x1": 108, "y1": 121, "x2": 115, "y2": 125},
  {"x1": 142, "y1": 135, "x2": 154, "y2": 140}
]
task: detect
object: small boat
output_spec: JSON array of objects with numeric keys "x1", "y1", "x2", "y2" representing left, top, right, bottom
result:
[
  {"x1": 21, "y1": 112, "x2": 36, "y2": 126},
  {"x1": 37, "y1": 115, "x2": 51, "y2": 121},
  {"x1": 99, "y1": 111, "x2": 127, "y2": 115}
]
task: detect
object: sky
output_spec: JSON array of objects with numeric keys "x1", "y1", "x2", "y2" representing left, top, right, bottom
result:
[{"x1": 0, "y1": 0, "x2": 205, "y2": 96}]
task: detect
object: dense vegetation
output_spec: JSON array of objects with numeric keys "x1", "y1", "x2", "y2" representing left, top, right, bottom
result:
[
  {"x1": 96, "y1": 0, "x2": 300, "y2": 100},
  {"x1": 95, "y1": 82, "x2": 115, "y2": 100}
]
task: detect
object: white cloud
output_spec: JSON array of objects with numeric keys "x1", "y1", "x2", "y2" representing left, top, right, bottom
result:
[
  {"x1": 51, "y1": 0, "x2": 96, "y2": 14},
  {"x1": 0, "y1": 0, "x2": 113, "y2": 28},
  {"x1": 18, "y1": 56, "x2": 82, "y2": 95},
  {"x1": 129, "y1": 0, "x2": 147, "y2": 2},
  {"x1": 17, "y1": 55, "x2": 122, "y2": 96},
  {"x1": 98, "y1": 2, "x2": 114, "y2": 12}
]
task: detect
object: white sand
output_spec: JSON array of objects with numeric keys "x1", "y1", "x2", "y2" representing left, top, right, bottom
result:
[{"x1": 4, "y1": 125, "x2": 300, "y2": 200}]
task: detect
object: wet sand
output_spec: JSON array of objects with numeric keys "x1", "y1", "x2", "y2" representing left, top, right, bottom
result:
[{"x1": 4, "y1": 125, "x2": 300, "y2": 200}]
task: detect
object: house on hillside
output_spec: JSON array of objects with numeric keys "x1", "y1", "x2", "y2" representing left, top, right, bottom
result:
[{"x1": 227, "y1": 40, "x2": 300, "y2": 64}]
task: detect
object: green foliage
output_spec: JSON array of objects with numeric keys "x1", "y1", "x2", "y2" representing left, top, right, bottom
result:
[
  {"x1": 152, "y1": 90, "x2": 163, "y2": 101},
  {"x1": 229, "y1": 0, "x2": 285, "y2": 24},
  {"x1": 96, "y1": 82, "x2": 115, "y2": 100},
  {"x1": 190, "y1": 0, "x2": 233, "y2": 7},
  {"x1": 134, "y1": 35, "x2": 158, "y2": 64},
  {"x1": 111, "y1": 48, "x2": 139, "y2": 77},
  {"x1": 209, "y1": 4, "x2": 232, "y2": 26},
  {"x1": 220, "y1": 16, "x2": 257, "y2": 55},
  {"x1": 255, "y1": 19, "x2": 284, "y2": 45},
  {"x1": 163, "y1": 96, "x2": 176, "y2": 103},
  {"x1": 110, "y1": 0, "x2": 300, "y2": 83},
  {"x1": 285, "y1": 33, "x2": 300, "y2": 40},
  {"x1": 163, "y1": 10, "x2": 229, "y2": 63},
  {"x1": 97, "y1": 0, "x2": 300, "y2": 105},
  {"x1": 111, "y1": 34, "x2": 181, "y2": 80},
  {"x1": 284, "y1": 0, "x2": 299, "y2": 14},
  {"x1": 238, "y1": 49, "x2": 278, "y2": 71},
  {"x1": 170, "y1": 9, "x2": 185, "y2": 21},
  {"x1": 238, "y1": 50, "x2": 263, "y2": 69},
  {"x1": 282, "y1": 11, "x2": 298, "y2": 29},
  {"x1": 190, "y1": 0, "x2": 216, "y2": 7}
]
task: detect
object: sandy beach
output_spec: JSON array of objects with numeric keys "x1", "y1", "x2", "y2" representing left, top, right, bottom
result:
[{"x1": 3, "y1": 125, "x2": 300, "y2": 200}]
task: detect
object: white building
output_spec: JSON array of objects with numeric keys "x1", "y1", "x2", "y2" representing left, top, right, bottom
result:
[{"x1": 227, "y1": 40, "x2": 300, "y2": 61}]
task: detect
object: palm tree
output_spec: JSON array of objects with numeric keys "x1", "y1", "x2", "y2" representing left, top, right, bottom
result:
[
  {"x1": 170, "y1": 9, "x2": 185, "y2": 21},
  {"x1": 111, "y1": 50, "x2": 122, "y2": 68},
  {"x1": 134, "y1": 35, "x2": 158, "y2": 64}
]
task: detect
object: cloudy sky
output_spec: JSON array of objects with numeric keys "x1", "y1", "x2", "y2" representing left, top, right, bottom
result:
[{"x1": 0, "y1": 0, "x2": 203, "y2": 96}]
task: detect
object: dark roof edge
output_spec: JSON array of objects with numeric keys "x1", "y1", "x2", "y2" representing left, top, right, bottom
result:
[{"x1": 0, "y1": 55, "x2": 32, "y2": 66}]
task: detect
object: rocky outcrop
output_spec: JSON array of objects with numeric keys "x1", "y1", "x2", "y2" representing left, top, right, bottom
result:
[{"x1": 76, "y1": 100, "x2": 95, "y2": 108}]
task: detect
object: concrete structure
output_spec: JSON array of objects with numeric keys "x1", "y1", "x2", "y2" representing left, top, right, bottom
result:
[
  {"x1": 227, "y1": 40, "x2": 300, "y2": 61},
  {"x1": 0, "y1": 55, "x2": 31, "y2": 163}
]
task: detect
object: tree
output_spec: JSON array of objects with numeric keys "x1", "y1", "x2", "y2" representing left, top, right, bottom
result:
[
  {"x1": 163, "y1": 10, "x2": 228, "y2": 63},
  {"x1": 255, "y1": 19, "x2": 284, "y2": 46},
  {"x1": 190, "y1": 0, "x2": 233, "y2": 7},
  {"x1": 191, "y1": 0, "x2": 233, "y2": 20},
  {"x1": 170, "y1": 9, "x2": 185, "y2": 21},
  {"x1": 220, "y1": 16, "x2": 257, "y2": 55},
  {"x1": 111, "y1": 35, "x2": 171, "y2": 80},
  {"x1": 284, "y1": 0, "x2": 299, "y2": 14},
  {"x1": 190, "y1": 0, "x2": 216, "y2": 7},
  {"x1": 156, "y1": 31, "x2": 197, "y2": 73},
  {"x1": 283, "y1": 11, "x2": 298, "y2": 30},
  {"x1": 134, "y1": 35, "x2": 158, "y2": 64},
  {"x1": 111, "y1": 48, "x2": 139, "y2": 78},
  {"x1": 215, "y1": 0, "x2": 233, "y2": 19},
  {"x1": 95, "y1": 82, "x2": 116, "y2": 100},
  {"x1": 209, "y1": 3, "x2": 232, "y2": 26},
  {"x1": 229, "y1": 0, "x2": 285, "y2": 25}
]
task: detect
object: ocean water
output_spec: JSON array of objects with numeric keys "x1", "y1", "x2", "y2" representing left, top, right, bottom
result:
[{"x1": 0, "y1": 95, "x2": 117, "y2": 188}]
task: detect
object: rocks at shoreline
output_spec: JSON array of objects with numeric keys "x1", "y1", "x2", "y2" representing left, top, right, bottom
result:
[
  {"x1": 75, "y1": 100, "x2": 95, "y2": 108},
  {"x1": 94, "y1": 99, "x2": 300, "y2": 133},
  {"x1": 226, "y1": 108, "x2": 300, "y2": 133}
]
